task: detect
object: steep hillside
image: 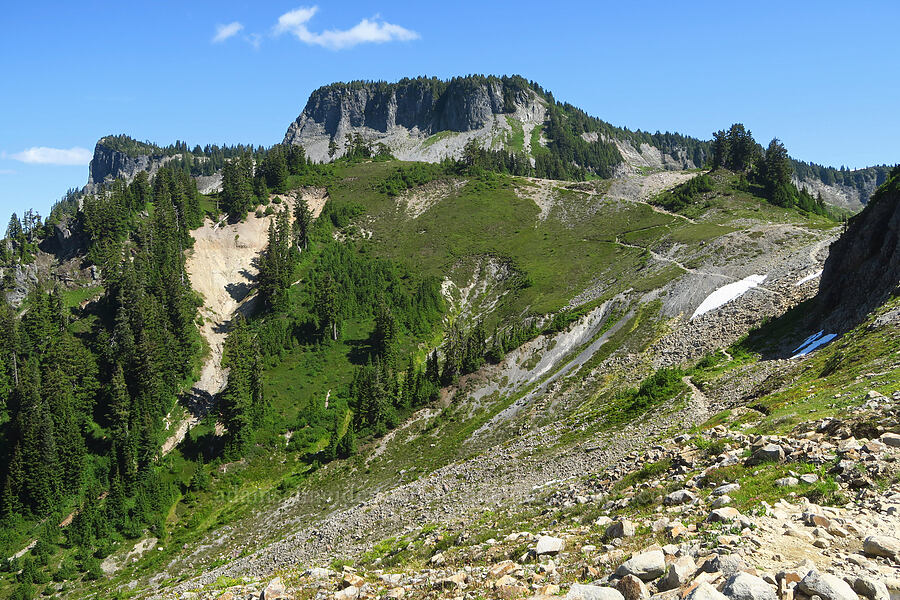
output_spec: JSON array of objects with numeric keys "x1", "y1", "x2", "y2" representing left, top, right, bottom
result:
[{"x1": 819, "y1": 166, "x2": 900, "y2": 324}]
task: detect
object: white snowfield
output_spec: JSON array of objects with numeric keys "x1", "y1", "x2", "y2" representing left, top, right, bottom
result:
[
  {"x1": 690, "y1": 274, "x2": 767, "y2": 320},
  {"x1": 791, "y1": 330, "x2": 837, "y2": 359},
  {"x1": 795, "y1": 269, "x2": 823, "y2": 286}
]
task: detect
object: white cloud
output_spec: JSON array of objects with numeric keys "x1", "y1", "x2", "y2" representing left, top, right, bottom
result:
[
  {"x1": 212, "y1": 21, "x2": 244, "y2": 43},
  {"x1": 10, "y1": 147, "x2": 92, "y2": 166},
  {"x1": 273, "y1": 6, "x2": 419, "y2": 50},
  {"x1": 0, "y1": 169, "x2": 15, "y2": 175}
]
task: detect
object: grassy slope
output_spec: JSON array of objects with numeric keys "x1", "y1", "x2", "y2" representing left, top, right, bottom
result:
[{"x1": 31, "y1": 161, "x2": 851, "y2": 599}]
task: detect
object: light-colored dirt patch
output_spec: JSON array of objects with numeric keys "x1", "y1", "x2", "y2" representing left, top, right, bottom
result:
[
  {"x1": 398, "y1": 179, "x2": 465, "y2": 219},
  {"x1": 161, "y1": 189, "x2": 329, "y2": 455},
  {"x1": 515, "y1": 178, "x2": 559, "y2": 221},
  {"x1": 606, "y1": 170, "x2": 699, "y2": 204}
]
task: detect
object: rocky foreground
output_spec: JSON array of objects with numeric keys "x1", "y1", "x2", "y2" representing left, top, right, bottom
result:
[{"x1": 167, "y1": 389, "x2": 900, "y2": 600}]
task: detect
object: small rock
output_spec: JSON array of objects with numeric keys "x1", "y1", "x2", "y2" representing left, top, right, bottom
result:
[
  {"x1": 799, "y1": 474, "x2": 819, "y2": 484},
  {"x1": 775, "y1": 477, "x2": 799, "y2": 487}
]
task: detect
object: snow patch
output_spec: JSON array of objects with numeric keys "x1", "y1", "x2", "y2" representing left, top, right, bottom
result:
[
  {"x1": 691, "y1": 274, "x2": 767, "y2": 320},
  {"x1": 795, "y1": 269, "x2": 823, "y2": 286},
  {"x1": 791, "y1": 330, "x2": 837, "y2": 358}
]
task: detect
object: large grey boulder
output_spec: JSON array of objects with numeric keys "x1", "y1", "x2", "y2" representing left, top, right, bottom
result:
[
  {"x1": 722, "y1": 572, "x2": 778, "y2": 600},
  {"x1": 853, "y1": 577, "x2": 890, "y2": 600},
  {"x1": 664, "y1": 490, "x2": 698, "y2": 506},
  {"x1": 863, "y1": 535, "x2": 900, "y2": 561},
  {"x1": 658, "y1": 556, "x2": 697, "y2": 591},
  {"x1": 747, "y1": 443, "x2": 785, "y2": 465},
  {"x1": 702, "y1": 554, "x2": 747, "y2": 577},
  {"x1": 567, "y1": 583, "x2": 625, "y2": 600},
  {"x1": 615, "y1": 549, "x2": 666, "y2": 582},
  {"x1": 535, "y1": 535, "x2": 565, "y2": 555},
  {"x1": 606, "y1": 520, "x2": 636, "y2": 539},
  {"x1": 615, "y1": 574, "x2": 650, "y2": 600},
  {"x1": 685, "y1": 582, "x2": 729, "y2": 600},
  {"x1": 798, "y1": 569, "x2": 858, "y2": 600}
]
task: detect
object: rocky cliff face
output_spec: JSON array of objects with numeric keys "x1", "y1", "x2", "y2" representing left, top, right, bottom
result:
[
  {"x1": 85, "y1": 137, "x2": 178, "y2": 191},
  {"x1": 819, "y1": 167, "x2": 900, "y2": 324},
  {"x1": 794, "y1": 167, "x2": 889, "y2": 212},
  {"x1": 283, "y1": 77, "x2": 547, "y2": 163}
]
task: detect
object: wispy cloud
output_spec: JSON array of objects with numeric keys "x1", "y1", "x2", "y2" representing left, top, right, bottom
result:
[
  {"x1": 0, "y1": 169, "x2": 16, "y2": 175},
  {"x1": 212, "y1": 21, "x2": 244, "y2": 43},
  {"x1": 10, "y1": 147, "x2": 92, "y2": 166},
  {"x1": 273, "y1": 6, "x2": 419, "y2": 50}
]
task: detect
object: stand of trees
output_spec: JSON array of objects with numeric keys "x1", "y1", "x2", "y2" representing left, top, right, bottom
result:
[{"x1": 710, "y1": 124, "x2": 832, "y2": 217}]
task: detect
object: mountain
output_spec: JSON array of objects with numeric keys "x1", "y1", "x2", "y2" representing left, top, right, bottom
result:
[
  {"x1": 2, "y1": 75, "x2": 899, "y2": 600},
  {"x1": 283, "y1": 75, "x2": 710, "y2": 176}
]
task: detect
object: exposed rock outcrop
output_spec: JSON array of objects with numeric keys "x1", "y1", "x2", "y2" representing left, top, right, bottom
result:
[
  {"x1": 86, "y1": 137, "x2": 179, "y2": 191},
  {"x1": 819, "y1": 167, "x2": 900, "y2": 326},
  {"x1": 283, "y1": 76, "x2": 548, "y2": 164}
]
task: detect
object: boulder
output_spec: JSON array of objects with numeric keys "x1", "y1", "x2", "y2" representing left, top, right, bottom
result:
[
  {"x1": 853, "y1": 577, "x2": 890, "y2": 600},
  {"x1": 260, "y1": 577, "x2": 288, "y2": 600},
  {"x1": 685, "y1": 582, "x2": 729, "y2": 600},
  {"x1": 863, "y1": 535, "x2": 900, "y2": 561},
  {"x1": 798, "y1": 570, "x2": 858, "y2": 600},
  {"x1": 616, "y1": 574, "x2": 650, "y2": 600},
  {"x1": 664, "y1": 490, "x2": 698, "y2": 506},
  {"x1": 702, "y1": 554, "x2": 747, "y2": 578},
  {"x1": 707, "y1": 507, "x2": 741, "y2": 523},
  {"x1": 536, "y1": 535, "x2": 566, "y2": 555},
  {"x1": 722, "y1": 572, "x2": 778, "y2": 600},
  {"x1": 334, "y1": 586, "x2": 358, "y2": 600},
  {"x1": 775, "y1": 477, "x2": 799, "y2": 487},
  {"x1": 747, "y1": 443, "x2": 785, "y2": 465},
  {"x1": 567, "y1": 583, "x2": 625, "y2": 600},
  {"x1": 606, "y1": 520, "x2": 636, "y2": 539},
  {"x1": 304, "y1": 567, "x2": 335, "y2": 580},
  {"x1": 615, "y1": 549, "x2": 666, "y2": 582},
  {"x1": 713, "y1": 483, "x2": 740, "y2": 496},
  {"x1": 880, "y1": 432, "x2": 900, "y2": 448},
  {"x1": 658, "y1": 556, "x2": 697, "y2": 591}
]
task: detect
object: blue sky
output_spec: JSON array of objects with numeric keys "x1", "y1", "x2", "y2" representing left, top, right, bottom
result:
[{"x1": 2, "y1": 0, "x2": 898, "y2": 222}]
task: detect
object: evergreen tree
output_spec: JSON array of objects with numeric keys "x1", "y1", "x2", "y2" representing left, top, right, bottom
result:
[
  {"x1": 759, "y1": 138, "x2": 794, "y2": 206},
  {"x1": 293, "y1": 195, "x2": 312, "y2": 251},
  {"x1": 315, "y1": 274, "x2": 341, "y2": 341},
  {"x1": 218, "y1": 315, "x2": 264, "y2": 458}
]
